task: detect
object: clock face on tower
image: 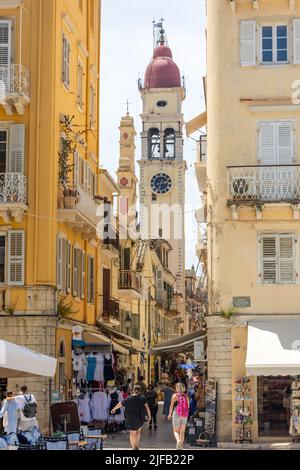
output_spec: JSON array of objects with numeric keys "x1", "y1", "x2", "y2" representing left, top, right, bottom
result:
[{"x1": 151, "y1": 173, "x2": 172, "y2": 195}]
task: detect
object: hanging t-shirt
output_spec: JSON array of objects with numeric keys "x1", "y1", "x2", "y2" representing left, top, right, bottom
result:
[
  {"x1": 72, "y1": 352, "x2": 85, "y2": 372},
  {"x1": 87, "y1": 355, "x2": 97, "y2": 382}
]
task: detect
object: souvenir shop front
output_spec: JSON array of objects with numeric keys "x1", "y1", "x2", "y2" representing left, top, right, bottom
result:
[
  {"x1": 232, "y1": 320, "x2": 300, "y2": 442},
  {"x1": 150, "y1": 329, "x2": 207, "y2": 386}
]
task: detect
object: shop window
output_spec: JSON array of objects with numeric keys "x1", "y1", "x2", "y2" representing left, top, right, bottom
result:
[
  {"x1": 163, "y1": 128, "x2": 175, "y2": 159},
  {"x1": 148, "y1": 128, "x2": 160, "y2": 159}
]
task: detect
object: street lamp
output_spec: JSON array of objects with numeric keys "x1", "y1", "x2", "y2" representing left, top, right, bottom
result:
[{"x1": 124, "y1": 314, "x2": 132, "y2": 335}]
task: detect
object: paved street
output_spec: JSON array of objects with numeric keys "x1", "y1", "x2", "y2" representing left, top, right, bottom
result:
[{"x1": 104, "y1": 405, "x2": 179, "y2": 450}]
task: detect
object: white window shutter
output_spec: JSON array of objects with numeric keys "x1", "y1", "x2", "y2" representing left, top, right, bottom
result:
[
  {"x1": 0, "y1": 20, "x2": 11, "y2": 66},
  {"x1": 8, "y1": 124, "x2": 25, "y2": 173},
  {"x1": 293, "y1": 19, "x2": 300, "y2": 65},
  {"x1": 279, "y1": 235, "x2": 295, "y2": 283},
  {"x1": 8, "y1": 231, "x2": 24, "y2": 286},
  {"x1": 261, "y1": 236, "x2": 277, "y2": 283},
  {"x1": 258, "y1": 121, "x2": 276, "y2": 165},
  {"x1": 277, "y1": 121, "x2": 294, "y2": 164},
  {"x1": 240, "y1": 20, "x2": 256, "y2": 67}
]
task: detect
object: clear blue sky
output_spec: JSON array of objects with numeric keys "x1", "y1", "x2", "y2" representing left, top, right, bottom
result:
[{"x1": 100, "y1": 0, "x2": 206, "y2": 270}]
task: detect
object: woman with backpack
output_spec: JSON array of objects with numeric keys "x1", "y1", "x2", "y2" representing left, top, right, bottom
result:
[{"x1": 168, "y1": 382, "x2": 189, "y2": 449}]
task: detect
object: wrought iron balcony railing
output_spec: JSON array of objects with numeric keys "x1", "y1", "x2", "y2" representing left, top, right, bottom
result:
[
  {"x1": 0, "y1": 64, "x2": 30, "y2": 97},
  {"x1": 102, "y1": 297, "x2": 120, "y2": 321},
  {"x1": 228, "y1": 165, "x2": 300, "y2": 202},
  {"x1": 0, "y1": 173, "x2": 27, "y2": 204},
  {"x1": 119, "y1": 270, "x2": 141, "y2": 293}
]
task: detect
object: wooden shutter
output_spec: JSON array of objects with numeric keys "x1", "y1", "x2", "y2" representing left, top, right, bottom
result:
[
  {"x1": 73, "y1": 247, "x2": 78, "y2": 297},
  {"x1": 62, "y1": 35, "x2": 70, "y2": 86},
  {"x1": 279, "y1": 235, "x2": 295, "y2": 283},
  {"x1": 258, "y1": 121, "x2": 276, "y2": 165},
  {"x1": 87, "y1": 255, "x2": 91, "y2": 303},
  {"x1": 240, "y1": 20, "x2": 256, "y2": 66},
  {"x1": 81, "y1": 251, "x2": 86, "y2": 299},
  {"x1": 156, "y1": 269, "x2": 164, "y2": 303},
  {"x1": 74, "y1": 151, "x2": 79, "y2": 187},
  {"x1": 8, "y1": 230, "x2": 24, "y2": 286},
  {"x1": 61, "y1": 238, "x2": 67, "y2": 293},
  {"x1": 66, "y1": 241, "x2": 71, "y2": 293},
  {"x1": 277, "y1": 121, "x2": 294, "y2": 164},
  {"x1": 8, "y1": 124, "x2": 25, "y2": 173},
  {"x1": 261, "y1": 236, "x2": 277, "y2": 283},
  {"x1": 90, "y1": 257, "x2": 94, "y2": 303},
  {"x1": 84, "y1": 161, "x2": 88, "y2": 192},
  {"x1": 0, "y1": 20, "x2": 11, "y2": 66},
  {"x1": 56, "y1": 236, "x2": 63, "y2": 290},
  {"x1": 293, "y1": 19, "x2": 300, "y2": 64}
]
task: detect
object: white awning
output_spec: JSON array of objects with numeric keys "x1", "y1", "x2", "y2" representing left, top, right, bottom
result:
[
  {"x1": 246, "y1": 321, "x2": 300, "y2": 376},
  {"x1": 0, "y1": 340, "x2": 57, "y2": 378}
]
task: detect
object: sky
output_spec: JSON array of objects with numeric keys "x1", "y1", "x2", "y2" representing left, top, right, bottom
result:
[{"x1": 100, "y1": 0, "x2": 207, "y2": 270}]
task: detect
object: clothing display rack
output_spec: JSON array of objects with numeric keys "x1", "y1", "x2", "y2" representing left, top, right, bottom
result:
[{"x1": 234, "y1": 377, "x2": 253, "y2": 443}]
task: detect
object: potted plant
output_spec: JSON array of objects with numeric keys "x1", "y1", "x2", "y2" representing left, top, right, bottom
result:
[{"x1": 63, "y1": 188, "x2": 79, "y2": 209}]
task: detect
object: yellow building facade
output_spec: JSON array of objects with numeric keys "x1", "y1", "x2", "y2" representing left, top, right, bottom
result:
[
  {"x1": 0, "y1": 0, "x2": 101, "y2": 432},
  {"x1": 207, "y1": 0, "x2": 300, "y2": 442}
]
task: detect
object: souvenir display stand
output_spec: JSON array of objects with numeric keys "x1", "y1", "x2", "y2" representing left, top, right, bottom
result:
[
  {"x1": 291, "y1": 378, "x2": 300, "y2": 442},
  {"x1": 233, "y1": 377, "x2": 254, "y2": 443}
]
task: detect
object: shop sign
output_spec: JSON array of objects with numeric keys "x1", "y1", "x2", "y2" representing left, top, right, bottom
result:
[
  {"x1": 194, "y1": 339, "x2": 204, "y2": 360},
  {"x1": 51, "y1": 391, "x2": 61, "y2": 403},
  {"x1": 233, "y1": 297, "x2": 251, "y2": 308}
]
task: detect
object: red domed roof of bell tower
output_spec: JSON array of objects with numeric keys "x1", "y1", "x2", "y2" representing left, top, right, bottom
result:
[{"x1": 144, "y1": 43, "x2": 181, "y2": 89}]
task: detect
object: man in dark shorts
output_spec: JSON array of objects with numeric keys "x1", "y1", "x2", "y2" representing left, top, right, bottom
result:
[{"x1": 111, "y1": 384, "x2": 151, "y2": 450}]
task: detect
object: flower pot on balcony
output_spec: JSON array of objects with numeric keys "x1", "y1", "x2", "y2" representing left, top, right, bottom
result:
[{"x1": 63, "y1": 195, "x2": 77, "y2": 209}]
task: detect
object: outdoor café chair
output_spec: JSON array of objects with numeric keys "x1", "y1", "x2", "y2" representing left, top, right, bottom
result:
[{"x1": 43, "y1": 436, "x2": 69, "y2": 451}]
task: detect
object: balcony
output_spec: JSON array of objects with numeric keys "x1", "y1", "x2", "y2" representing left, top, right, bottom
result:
[
  {"x1": 101, "y1": 226, "x2": 119, "y2": 258},
  {"x1": 119, "y1": 270, "x2": 141, "y2": 298},
  {"x1": 194, "y1": 134, "x2": 207, "y2": 193},
  {"x1": 0, "y1": 65, "x2": 30, "y2": 115},
  {"x1": 101, "y1": 297, "x2": 120, "y2": 324},
  {"x1": 57, "y1": 186, "x2": 100, "y2": 240},
  {"x1": 0, "y1": 172, "x2": 27, "y2": 222},
  {"x1": 228, "y1": 165, "x2": 300, "y2": 206}
]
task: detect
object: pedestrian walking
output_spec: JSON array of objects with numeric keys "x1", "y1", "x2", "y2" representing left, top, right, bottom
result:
[
  {"x1": 162, "y1": 383, "x2": 175, "y2": 419},
  {"x1": 138, "y1": 376, "x2": 147, "y2": 397},
  {"x1": 168, "y1": 383, "x2": 189, "y2": 450},
  {"x1": 15, "y1": 385, "x2": 39, "y2": 432},
  {"x1": 145, "y1": 384, "x2": 158, "y2": 430},
  {"x1": 111, "y1": 384, "x2": 151, "y2": 450}
]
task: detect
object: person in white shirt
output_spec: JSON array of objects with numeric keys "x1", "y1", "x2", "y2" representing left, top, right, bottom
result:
[{"x1": 15, "y1": 385, "x2": 39, "y2": 432}]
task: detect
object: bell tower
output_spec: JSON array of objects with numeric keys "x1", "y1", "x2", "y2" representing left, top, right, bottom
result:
[
  {"x1": 117, "y1": 112, "x2": 138, "y2": 239},
  {"x1": 138, "y1": 21, "x2": 186, "y2": 297}
]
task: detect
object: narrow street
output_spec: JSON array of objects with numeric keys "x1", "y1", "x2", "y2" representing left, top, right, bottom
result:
[{"x1": 104, "y1": 404, "x2": 178, "y2": 450}]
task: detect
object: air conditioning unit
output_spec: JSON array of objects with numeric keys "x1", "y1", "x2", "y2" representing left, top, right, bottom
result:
[{"x1": 231, "y1": 176, "x2": 257, "y2": 200}]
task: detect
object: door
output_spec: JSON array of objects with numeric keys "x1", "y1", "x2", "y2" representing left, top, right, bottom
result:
[
  {"x1": 258, "y1": 121, "x2": 295, "y2": 200},
  {"x1": 102, "y1": 268, "x2": 111, "y2": 318}
]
